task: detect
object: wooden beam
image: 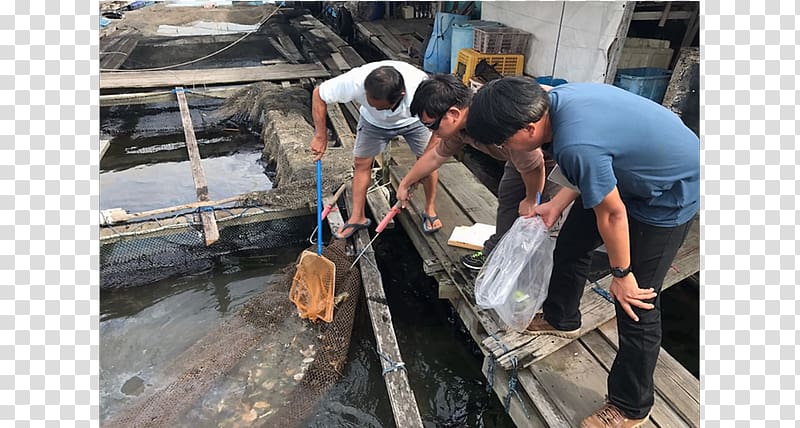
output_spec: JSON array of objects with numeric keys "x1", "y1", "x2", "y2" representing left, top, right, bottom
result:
[
  {"x1": 99, "y1": 85, "x2": 243, "y2": 107},
  {"x1": 580, "y1": 331, "x2": 691, "y2": 428},
  {"x1": 595, "y1": 321, "x2": 699, "y2": 427},
  {"x1": 268, "y1": 35, "x2": 303, "y2": 64},
  {"x1": 482, "y1": 356, "x2": 548, "y2": 427},
  {"x1": 99, "y1": 194, "x2": 247, "y2": 225},
  {"x1": 330, "y1": 52, "x2": 351, "y2": 71},
  {"x1": 632, "y1": 10, "x2": 693, "y2": 21},
  {"x1": 100, "y1": 64, "x2": 330, "y2": 90},
  {"x1": 354, "y1": 22, "x2": 406, "y2": 61},
  {"x1": 100, "y1": 206, "x2": 310, "y2": 242},
  {"x1": 658, "y1": 2, "x2": 672, "y2": 27},
  {"x1": 326, "y1": 102, "x2": 356, "y2": 151},
  {"x1": 394, "y1": 209, "x2": 443, "y2": 275},
  {"x1": 100, "y1": 139, "x2": 110, "y2": 160},
  {"x1": 100, "y1": 37, "x2": 139, "y2": 70},
  {"x1": 605, "y1": 1, "x2": 635, "y2": 84},
  {"x1": 515, "y1": 369, "x2": 573, "y2": 427},
  {"x1": 366, "y1": 187, "x2": 394, "y2": 230},
  {"x1": 680, "y1": 6, "x2": 700, "y2": 48},
  {"x1": 138, "y1": 34, "x2": 243, "y2": 48},
  {"x1": 175, "y1": 87, "x2": 219, "y2": 245},
  {"x1": 99, "y1": 28, "x2": 139, "y2": 70},
  {"x1": 344, "y1": 184, "x2": 425, "y2": 428},
  {"x1": 323, "y1": 184, "x2": 347, "y2": 235}
]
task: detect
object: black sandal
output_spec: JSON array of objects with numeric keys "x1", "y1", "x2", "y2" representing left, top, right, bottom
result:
[{"x1": 334, "y1": 219, "x2": 372, "y2": 239}]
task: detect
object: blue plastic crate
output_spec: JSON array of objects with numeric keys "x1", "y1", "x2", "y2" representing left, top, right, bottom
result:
[{"x1": 613, "y1": 67, "x2": 672, "y2": 103}]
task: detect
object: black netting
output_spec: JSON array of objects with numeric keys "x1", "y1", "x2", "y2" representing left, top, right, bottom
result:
[
  {"x1": 103, "y1": 240, "x2": 362, "y2": 428},
  {"x1": 101, "y1": 213, "x2": 316, "y2": 288}
]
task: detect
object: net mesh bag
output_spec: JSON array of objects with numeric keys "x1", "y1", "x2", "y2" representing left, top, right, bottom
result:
[
  {"x1": 103, "y1": 239, "x2": 362, "y2": 428},
  {"x1": 290, "y1": 250, "x2": 337, "y2": 323}
]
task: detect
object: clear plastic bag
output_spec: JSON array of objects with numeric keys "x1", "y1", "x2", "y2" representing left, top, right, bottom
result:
[{"x1": 474, "y1": 216, "x2": 556, "y2": 332}]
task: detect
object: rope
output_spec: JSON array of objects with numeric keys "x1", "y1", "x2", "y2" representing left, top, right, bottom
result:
[
  {"x1": 503, "y1": 357, "x2": 518, "y2": 412},
  {"x1": 503, "y1": 357, "x2": 531, "y2": 420},
  {"x1": 485, "y1": 355, "x2": 495, "y2": 393},
  {"x1": 99, "y1": 4, "x2": 283, "y2": 72},
  {"x1": 489, "y1": 331, "x2": 509, "y2": 354},
  {"x1": 376, "y1": 348, "x2": 406, "y2": 376}
]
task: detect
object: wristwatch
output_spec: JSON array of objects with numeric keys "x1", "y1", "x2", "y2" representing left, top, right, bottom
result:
[{"x1": 610, "y1": 265, "x2": 632, "y2": 278}]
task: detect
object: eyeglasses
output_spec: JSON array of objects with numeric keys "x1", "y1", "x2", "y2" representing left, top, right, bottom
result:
[
  {"x1": 422, "y1": 112, "x2": 446, "y2": 130},
  {"x1": 389, "y1": 96, "x2": 403, "y2": 112}
]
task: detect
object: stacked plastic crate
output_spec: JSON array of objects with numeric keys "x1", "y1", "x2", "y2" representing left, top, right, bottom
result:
[{"x1": 454, "y1": 25, "x2": 531, "y2": 88}]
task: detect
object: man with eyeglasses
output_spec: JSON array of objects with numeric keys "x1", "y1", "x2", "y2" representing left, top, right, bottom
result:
[
  {"x1": 395, "y1": 74, "x2": 546, "y2": 269},
  {"x1": 310, "y1": 61, "x2": 442, "y2": 238},
  {"x1": 466, "y1": 77, "x2": 699, "y2": 428}
]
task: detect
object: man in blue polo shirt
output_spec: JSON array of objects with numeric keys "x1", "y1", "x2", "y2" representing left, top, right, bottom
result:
[{"x1": 466, "y1": 77, "x2": 699, "y2": 428}]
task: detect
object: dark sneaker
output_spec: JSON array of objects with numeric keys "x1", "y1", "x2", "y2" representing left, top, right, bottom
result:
[
  {"x1": 524, "y1": 313, "x2": 581, "y2": 339},
  {"x1": 461, "y1": 251, "x2": 486, "y2": 270},
  {"x1": 581, "y1": 403, "x2": 649, "y2": 428}
]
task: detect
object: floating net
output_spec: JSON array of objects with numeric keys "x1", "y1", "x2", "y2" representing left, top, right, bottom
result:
[{"x1": 103, "y1": 239, "x2": 362, "y2": 428}]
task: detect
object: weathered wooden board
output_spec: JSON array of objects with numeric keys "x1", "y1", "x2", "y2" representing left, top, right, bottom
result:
[
  {"x1": 365, "y1": 188, "x2": 394, "y2": 230},
  {"x1": 530, "y1": 340, "x2": 614, "y2": 426},
  {"x1": 580, "y1": 330, "x2": 691, "y2": 428},
  {"x1": 175, "y1": 87, "x2": 218, "y2": 245},
  {"x1": 99, "y1": 28, "x2": 140, "y2": 70},
  {"x1": 596, "y1": 321, "x2": 699, "y2": 427},
  {"x1": 436, "y1": 161, "x2": 498, "y2": 225},
  {"x1": 482, "y1": 218, "x2": 699, "y2": 369},
  {"x1": 345, "y1": 185, "x2": 424, "y2": 428},
  {"x1": 100, "y1": 64, "x2": 329, "y2": 90}
]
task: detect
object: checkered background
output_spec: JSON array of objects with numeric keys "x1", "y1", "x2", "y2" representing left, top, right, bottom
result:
[
  {"x1": 702, "y1": 0, "x2": 800, "y2": 426},
  {"x1": 0, "y1": 0, "x2": 795, "y2": 425}
]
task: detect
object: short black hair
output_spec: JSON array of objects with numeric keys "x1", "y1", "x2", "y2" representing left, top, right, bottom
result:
[
  {"x1": 410, "y1": 73, "x2": 472, "y2": 119},
  {"x1": 364, "y1": 66, "x2": 406, "y2": 103},
  {"x1": 465, "y1": 77, "x2": 549, "y2": 146}
]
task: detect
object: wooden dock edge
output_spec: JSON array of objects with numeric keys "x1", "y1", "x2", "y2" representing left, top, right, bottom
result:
[{"x1": 346, "y1": 185, "x2": 424, "y2": 428}]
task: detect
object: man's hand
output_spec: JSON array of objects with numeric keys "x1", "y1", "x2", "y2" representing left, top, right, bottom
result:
[
  {"x1": 529, "y1": 200, "x2": 562, "y2": 228},
  {"x1": 310, "y1": 134, "x2": 328, "y2": 161},
  {"x1": 396, "y1": 183, "x2": 413, "y2": 209},
  {"x1": 518, "y1": 197, "x2": 539, "y2": 217},
  {"x1": 608, "y1": 273, "x2": 656, "y2": 322}
]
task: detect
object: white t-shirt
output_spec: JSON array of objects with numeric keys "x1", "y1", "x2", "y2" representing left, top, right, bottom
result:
[{"x1": 318, "y1": 60, "x2": 428, "y2": 129}]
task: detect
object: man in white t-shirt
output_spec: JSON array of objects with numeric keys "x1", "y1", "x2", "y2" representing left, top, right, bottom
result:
[{"x1": 310, "y1": 60, "x2": 442, "y2": 238}]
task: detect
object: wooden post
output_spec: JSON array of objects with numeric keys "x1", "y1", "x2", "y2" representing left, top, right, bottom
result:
[
  {"x1": 175, "y1": 86, "x2": 219, "y2": 245},
  {"x1": 679, "y1": 5, "x2": 700, "y2": 48},
  {"x1": 100, "y1": 139, "x2": 110, "y2": 160},
  {"x1": 657, "y1": 2, "x2": 672, "y2": 27},
  {"x1": 344, "y1": 185, "x2": 424, "y2": 428},
  {"x1": 604, "y1": 1, "x2": 635, "y2": 84}
]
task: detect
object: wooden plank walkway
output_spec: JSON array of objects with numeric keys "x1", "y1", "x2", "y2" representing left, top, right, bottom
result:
[
  {"x1": 354, "y1": 19, "x2": 432, "y2": 65},
  {"x1": 378, "y1": 142, "x2": 699, "y2": 427},
  {"x1": 287, "y1": 14, "x2": 698, "y2": 427},
  {"x1": 100, "y1": 63, "x2": 330, "y2": 90},
  {"x1": 100, "y1": 28, "x2": 140, "y2": 70},
  {"x1": 342, "y1": 185, "x2": 425, "y2": 428}
]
